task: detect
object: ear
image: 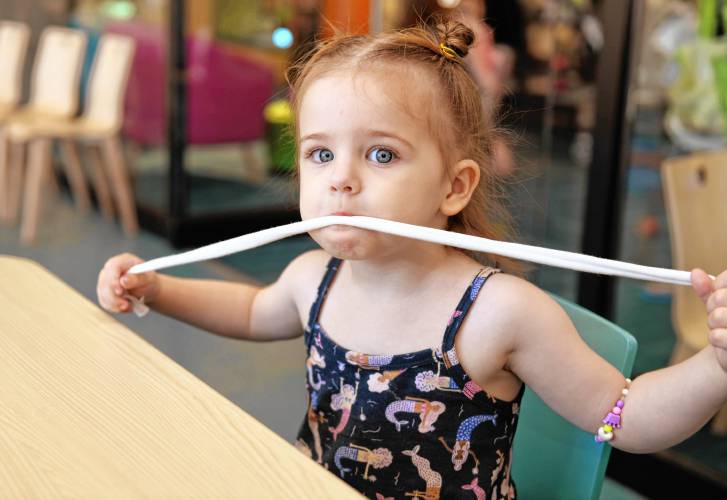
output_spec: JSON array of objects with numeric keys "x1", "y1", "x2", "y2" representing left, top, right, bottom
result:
[{"x1": 440, "y1": 159, "x2": 481, "y2": 217}]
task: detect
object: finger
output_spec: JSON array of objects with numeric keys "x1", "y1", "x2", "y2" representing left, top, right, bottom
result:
[
  {"x1": 97, "y1": 275, "x2": 117, "y2": 308},
  {"x1": 708, "y1": 328, "x2": 727, "y2": 350},
  {"x1": 120, "y1": 271, "x2": 152, "y2": 290},
  {"x1": 691, "y1": 269, "x2": 714, "y2": 305},
  {"x1": 707, "y1": 289, "x2": 727, "y2": 315},
  {"x1": 107, "y1": 294, "x2": 131, "y2": 313},
  {"x1": 99, "y1": 285, "x2": 125, "y2": 312},
  {"x1": 98, "y1": 268, "x2": 124, "y2": 298},
  {"x1": 708, "y1": 307, "x2": 727, "y2": 331},
  {"x1": 99, "y1": 293, "x2": 116, "y2": 312},
  {"x1": 104, "y1": 253, "x2": 144, "y2": 277},
  {"x1": 98, "y1": 265, "x2": 133, "y2": 310},
  {"x1": 716, "y1": 269, "x2": 727, "y2": 290},
  {"x1": 102, "y1": 254, "x2": 144, "y2": 294}
]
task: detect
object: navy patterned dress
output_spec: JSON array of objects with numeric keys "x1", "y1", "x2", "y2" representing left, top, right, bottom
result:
[{"x1": 295, "y1": 258, "x2": 524, "y2": 499}]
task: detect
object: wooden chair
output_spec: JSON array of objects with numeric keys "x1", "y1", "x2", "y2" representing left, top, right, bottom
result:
[
  {"x1": 0, "y1": 20, "x2": 30, "y2": 218},
  {"x1": 0, "y1": 21, "x2": 30, "y2": 119},
  {"x1": 6, "y1": 33, "x2": 137, "y2": 244},
  {"x1": 662, "y1": 151, "x2": 727, "y2": 435},
  {"x1": 512, "y1": 295, "x2": 638, "y2": 500},
  {"x1": 0, "y1": 26, "x2": 87, "y2": 224}
]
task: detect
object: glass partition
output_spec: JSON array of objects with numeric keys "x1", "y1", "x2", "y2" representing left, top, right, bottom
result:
[
  {"x1": 610, "y1": 0, "x2": 727, "y2": 492},
  {"x1": 495, "y1": 0, "x2": 600, "y2": 300}
]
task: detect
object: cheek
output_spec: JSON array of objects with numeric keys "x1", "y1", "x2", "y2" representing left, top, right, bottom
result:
[
  {"x1": 400, "y1": 178, "x2": 447, "y2": 215},
  {"x1": 298, "y1": 192, "x2": 315, "y2": 219},
  {"x1": 298, "y1": 186, "x2": 330, "y2": 221}
]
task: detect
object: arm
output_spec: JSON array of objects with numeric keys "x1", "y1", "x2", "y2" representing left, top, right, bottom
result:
[
  {"x1": 98, "y1": 250, "x2": 328, "y2": 342},
  {"x1": 146, "y1": 273, "x2": 298, "y2": 341},
  {"x1": 504, "y1": 271, "x2": 727, "y2": 453}
]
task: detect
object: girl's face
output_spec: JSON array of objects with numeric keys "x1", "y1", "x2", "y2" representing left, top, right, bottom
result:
[{"x1": 297, "y1": 69, "x2": 452, "y2": 260}]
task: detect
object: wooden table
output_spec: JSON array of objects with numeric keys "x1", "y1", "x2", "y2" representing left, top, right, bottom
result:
[{"x1": 0, "y1": 256, "x2": 362, "y2": 499}]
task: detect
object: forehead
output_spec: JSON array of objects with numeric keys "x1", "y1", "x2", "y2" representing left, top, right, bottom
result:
[{"x1": 298, "y1": 65, "x2": 440, "y2": 137}]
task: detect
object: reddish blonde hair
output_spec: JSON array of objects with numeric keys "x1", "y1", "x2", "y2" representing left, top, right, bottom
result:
[{"x1": 286, "y1": 16, "x2": 523, "y2": 274}]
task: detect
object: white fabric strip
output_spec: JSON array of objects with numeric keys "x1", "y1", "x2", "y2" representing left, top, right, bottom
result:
[{"x1": 129, "y1": 216, "x2": 702, "y2": 286}]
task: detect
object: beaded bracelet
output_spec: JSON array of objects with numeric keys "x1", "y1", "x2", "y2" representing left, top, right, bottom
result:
[{"x1": 595, "y1": 378, "x2": 631, "y2": 443}]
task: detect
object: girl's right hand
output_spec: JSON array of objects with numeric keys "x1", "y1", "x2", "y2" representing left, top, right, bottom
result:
[{"x1": 97, "y1": 253, "x2": 160, "y2": 314}]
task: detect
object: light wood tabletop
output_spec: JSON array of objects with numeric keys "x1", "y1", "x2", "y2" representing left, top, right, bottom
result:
[{"x1": 0, "y1": 256, "x2": 363, "y2": 499}]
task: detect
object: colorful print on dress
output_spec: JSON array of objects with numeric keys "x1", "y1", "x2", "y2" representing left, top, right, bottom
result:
[
  {"x1": 367, "y1": 368, "x2": 406, "y2": 393},
  {"x1": 403, "y1": 445, "x2": 442, "y2": 500},
  {"x1": 385, "y1": 397, "x2": 446, "y2": 433},
  {"x1": 334, "y1": 443, "x2": 393, "y2": 481},
  {"x1": 306, "y1": 345, "x2": 326, "y2": 390},
  {"x1": 345, "y1": 351, "x2": 395, "y2": 370},
  {"x1": 448, "y1": 310, "x2": 463, "y2": 326},
  {"x1": 470, "y1": 276, "x2": 487, "y2": 300},
  {"x1": 415, "y1": 364, "x2": 461, "y2": 393},
  {"x1": 461, "y1": 477, "x2": 487, "y2": 500},
  {"x1": 329, "y1": 379, "x2": 359, "y2": 440},
  {"x1": 297, "y1": 260, "x2": 521, "y2": 499},
  {"x1": 304, "y1": 391, "x2": 325, "y2": 463},
  {"x1": 439, "y1": 414, "x2": 497, "y2": 473}
]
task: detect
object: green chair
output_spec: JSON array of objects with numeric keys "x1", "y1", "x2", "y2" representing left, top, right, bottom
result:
[{"x1": 512, "y1": 295, "x2": 638, "y2": 500}]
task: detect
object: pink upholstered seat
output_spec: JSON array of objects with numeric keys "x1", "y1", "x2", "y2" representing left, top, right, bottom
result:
[{"x1": 108, "y1": 22, "x2": 273, "y2": 146}]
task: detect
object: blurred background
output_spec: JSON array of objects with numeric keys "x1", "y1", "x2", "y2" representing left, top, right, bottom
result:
[{"x1": 0, "y1": 1, "x2": 725, "y2": 497}]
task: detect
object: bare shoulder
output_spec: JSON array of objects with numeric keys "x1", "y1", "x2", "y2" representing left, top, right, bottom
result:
[
  {"x1": 472, "y1": 271, "x2": 573, "y2": 341},
  {"x1": 278, "y1": 249, "x2": 332, "y2": 311},
  {"x1": 455, "y1": 270, "x2": 580, "y2": 398},
  {"x1": 454, "y1": 269, "x2": 564, "y2": 400}
]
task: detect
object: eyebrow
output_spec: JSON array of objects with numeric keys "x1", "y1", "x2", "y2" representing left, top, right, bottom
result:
[
  {"x1": 299, "y1": 130, "x2": 413, "y2": 149},
  {"x1": 366, "y1": 130, "x2": 413, "y2": 149},
  {"x1": 299, "y1": 132, "x2": 329, "y2": 143}
]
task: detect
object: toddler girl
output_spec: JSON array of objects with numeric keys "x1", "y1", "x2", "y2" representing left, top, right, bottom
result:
[{"x1": 97, "y1": 17, "x2": 727, "y2": 499}]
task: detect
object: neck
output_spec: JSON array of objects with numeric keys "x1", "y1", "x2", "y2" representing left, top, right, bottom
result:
[{"x1": 342, "y1": 241, "x2": 455, "y2": 293}]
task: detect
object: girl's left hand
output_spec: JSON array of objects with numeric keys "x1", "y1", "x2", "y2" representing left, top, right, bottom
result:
[{"x1": 692, "y1": 269, "x2": 727, "y2": 372}]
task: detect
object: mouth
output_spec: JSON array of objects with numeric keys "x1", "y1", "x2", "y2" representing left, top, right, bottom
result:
[{"x1": 321, "y1": 212, "x2": 362, "y2": 232}]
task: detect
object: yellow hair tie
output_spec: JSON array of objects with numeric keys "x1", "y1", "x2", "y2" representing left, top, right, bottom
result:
[{"x1": 439, "y1": 43, "x2": 459, "y2": 60}]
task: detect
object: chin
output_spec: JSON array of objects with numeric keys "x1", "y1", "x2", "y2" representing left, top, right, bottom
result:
[{"x1": 309, "y1": 226, "x2": 375, "y2": 260}]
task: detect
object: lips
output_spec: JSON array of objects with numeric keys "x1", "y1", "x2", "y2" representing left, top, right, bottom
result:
[{"x1": 332, "y1": 211, "x2": 353, "y2": 216}]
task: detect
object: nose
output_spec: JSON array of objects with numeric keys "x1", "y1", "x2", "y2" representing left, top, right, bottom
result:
[{"x1": 329, "y1": 160, "x2": 360, "y2": 194}]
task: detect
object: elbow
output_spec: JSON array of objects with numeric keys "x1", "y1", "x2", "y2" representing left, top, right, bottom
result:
[
  {"x1": 611, "y1": 433, "x2": 681, "y2": 454},
  {"x1": 612, "y1": 442, "x2": 660, "y2": 454}
]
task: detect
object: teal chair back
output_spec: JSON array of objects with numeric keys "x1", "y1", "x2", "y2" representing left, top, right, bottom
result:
[{"x1": 511, "y1": 295, "x2": 638, "y2": 500}]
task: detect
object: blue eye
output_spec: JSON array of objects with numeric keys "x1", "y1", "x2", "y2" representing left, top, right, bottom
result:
[
  {"x1": 312, "y1": 148, "x2": 334, "y2": 163},
  {"x1": 367, "y1": 147, "x2": 396, "y2": 164}
]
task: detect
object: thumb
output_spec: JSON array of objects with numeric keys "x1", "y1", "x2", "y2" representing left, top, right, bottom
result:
[
  {"x1": 691, "y1": 268, "x2": 714, "y2": 305},
  {"x1": 120, "y1": 271, "x2": 153, "y2": 291}
]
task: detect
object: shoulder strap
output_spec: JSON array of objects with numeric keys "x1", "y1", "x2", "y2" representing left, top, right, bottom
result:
[
  {"x1": 306, "y1": 257, "x2": 342, "y2": 329},
  {"x1": 441, "y1": 268, "x2": 500, "y2": 358}
]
